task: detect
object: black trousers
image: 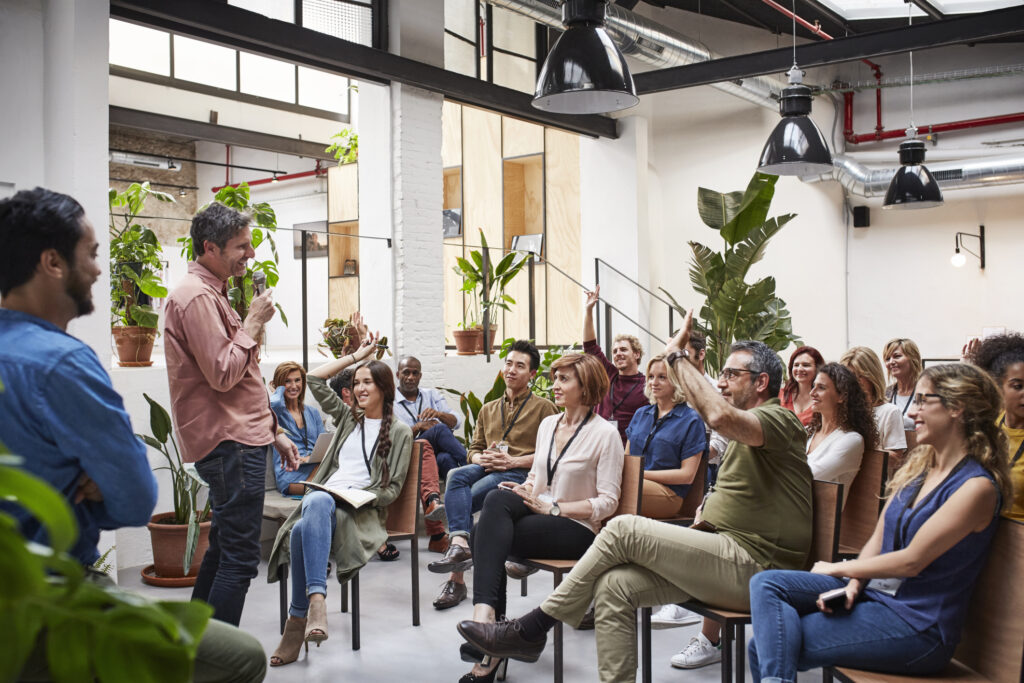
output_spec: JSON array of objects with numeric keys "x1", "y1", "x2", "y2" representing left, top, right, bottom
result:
[{"x1": 471, "y1": 488, "x2": 596, "y2": 617}]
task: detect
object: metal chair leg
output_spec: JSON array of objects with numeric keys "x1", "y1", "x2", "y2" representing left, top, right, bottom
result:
[
  {"x1": 340, "y1": 577, "x2": 349, "y2": 613},
  {"x1": 721, "y1": 621, "x2": 733, "y2": 683},
  {"x1": 411, "y1": 535, "x2": 420, "y2": 626},
  {"x1": 278, "y1": 564, "x2": 288, "y2": 634},
  {"x1": 641, "y1": 606, "x2": 652, "y2": 683},
  {"x1": 521, "y1": 575, "x2": 528, "y2": 597},
  {"x1": 735, "y1": 622, "x2": 745, "y2": 683},
  {"x1": 351, "y1": 572, "x2": 360, "y2": 651}
]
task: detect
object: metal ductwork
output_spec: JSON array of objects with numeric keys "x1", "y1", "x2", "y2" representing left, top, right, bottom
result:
[
  {"x1": 486, "y1": 0, "x2": 780, "y2": 110},
  {"x1": 804, "y1": 153, "x2": 1024, "y2": 197}
]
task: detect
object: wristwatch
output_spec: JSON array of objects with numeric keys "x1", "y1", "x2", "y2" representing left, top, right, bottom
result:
[
  {"x1": 665, "y1": 349, "x2": 690, "y2": 366},
  {"x1": 549, "y1": 502, "x2": 561, "y2": 517}
]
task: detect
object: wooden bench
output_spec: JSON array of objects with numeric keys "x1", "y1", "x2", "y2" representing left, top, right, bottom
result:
[
  {"x1": 825, "y1": 517, "x2": 1024, "y2": 683},
  {"x1": 838, "y1": 450, "x2": 889, "y2": 557}
]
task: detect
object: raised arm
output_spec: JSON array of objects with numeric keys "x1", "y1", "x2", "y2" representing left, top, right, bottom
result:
[{"x1": 583, "y1": 286, "x2": 600, "y2": 343}]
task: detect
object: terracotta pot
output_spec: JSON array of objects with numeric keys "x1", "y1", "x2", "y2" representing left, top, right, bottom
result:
[
  {"x1": 475, "y1": 326, "x2": 498, "y2": 354},
  {"x1": 112, "y1": 325, "x2": 157, "y2": 366},
  {"x1": 453, "y1": 328, "x2": 479, "y2": 356},
  {"x1": 146, "y1": 511, "x2": 212, "y2": 585}
]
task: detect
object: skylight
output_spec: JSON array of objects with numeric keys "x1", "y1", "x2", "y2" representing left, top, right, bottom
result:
[{"x1": 819, "y1": 0, "x2": 1022, "y2": 19}]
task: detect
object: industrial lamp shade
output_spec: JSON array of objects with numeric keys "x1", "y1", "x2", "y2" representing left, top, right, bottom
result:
[
  {"x1": 532, "y1": 23, "x2": 638, "y2": 114},
  {"x1": 883, "y1": 140, "x2": 944, "y2": 210},
  {"x1": 757, "y1": 85, "x2": 833, "y2": 176}
]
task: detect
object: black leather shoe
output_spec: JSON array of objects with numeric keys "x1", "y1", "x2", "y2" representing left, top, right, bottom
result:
[
  {"x1": 427, "y1": 542, "x2": 473, "y2": 574},
  {"x1": 433, "y1": 579, "x2": 468, "y2": 610},
  {"x1": 457, "y1": 619, "x2": 547, "y2": 663},
  {"x1": 460, "y1": 641, "x2": 485, "y2": 663}
]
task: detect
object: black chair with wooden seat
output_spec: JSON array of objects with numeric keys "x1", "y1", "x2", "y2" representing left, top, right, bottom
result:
[
  {"x1": 837, "y1": 450, "x2": 889, "y2": 558},
  {"x1": 639, "y1": 479, "x2": 844, "y2": 683},
  {"x1": 263, "y1": 448, "x2": 302, "y2": 634}
]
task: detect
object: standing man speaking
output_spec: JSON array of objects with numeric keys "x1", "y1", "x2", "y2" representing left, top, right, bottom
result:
[{"x1": 165, "y1": 202, "x2": 299, "y2": 626}]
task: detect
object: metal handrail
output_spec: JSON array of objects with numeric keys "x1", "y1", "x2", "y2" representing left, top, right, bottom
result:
[{"x1": 595, "y1": 257, "x2": 675, "y2": 309}]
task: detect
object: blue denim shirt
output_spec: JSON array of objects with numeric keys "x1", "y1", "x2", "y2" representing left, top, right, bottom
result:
[
  {"x1": 269, "y1": 385, "x2": 325, "y2": 493},
  {"x1": 625, "y1": 402, "x2": 707, "y2": 498},
  {"x1": 0, "y1": 310, "x2": 158, "y2": 565}
]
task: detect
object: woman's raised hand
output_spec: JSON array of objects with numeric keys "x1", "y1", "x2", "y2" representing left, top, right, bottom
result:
[{"x1": 584, "y1": 286, "x2": 601, "y2": 311}]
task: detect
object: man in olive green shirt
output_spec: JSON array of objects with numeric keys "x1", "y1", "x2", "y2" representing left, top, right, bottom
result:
[{"x1": 457, "y1": 312, "x2": 812, "y2": 682}]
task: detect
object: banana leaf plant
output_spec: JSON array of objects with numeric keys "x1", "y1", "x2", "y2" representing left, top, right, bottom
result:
[
  {"x1": 109, "y1": 182, "x2": 173, "y2": 329},
  {"x1": 136, "y1": 394, "x2": 209, "y2": 575},
  {"x1": 452, "y1": 229, "x2": 530, "y2": 329},
  {"x1": 662, "y1": 172, "x2": 801, "y2": 376}
]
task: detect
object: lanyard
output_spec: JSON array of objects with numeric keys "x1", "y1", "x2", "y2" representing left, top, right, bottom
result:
[
  {"x1": 546, "y1": 411, "x2": 593, "y2": 486},
  {"x1": 641, "y1": 408, "x2": 673, "y2": 455},
  {"x1": 890, "y1": 389, "x2": 912, "y2": 416},
  {"x1": 400, "y1": 393, "x2": 423, "y2": 425},
  {"x1": 893, "y1": 456, "x2": 969, "y2": 550},
  {"x1": 611, "y1": 376, "x2": 641, "y2": 413},
  {"x1": 1000, "y1": 415, "x2": 1024, "y2": 465},
  {"x1": 500, "y1": 392, "x2": 532, "y2": 441},
  {"x1": 360, "y1": 421, "x2": 382, "y2": 476}
]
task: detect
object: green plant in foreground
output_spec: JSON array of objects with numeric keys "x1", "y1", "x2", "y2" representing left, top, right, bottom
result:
[
  {"x1": 662, "y1": 172, "x2": 801, "y2": 377},
  {"x1": 109, "y1": 182, "x2": 174, "y2": 328}
]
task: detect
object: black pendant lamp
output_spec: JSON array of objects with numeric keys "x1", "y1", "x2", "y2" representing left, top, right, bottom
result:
[
  {"x1": 883, "y1": 7, "x2": 943, "y2": 210},
  {"x1": 532, "y1": 0, "x2": 638, "y2": 115},
  {"x1": 757, "y1": 66, "x2": 834, "y2": 176}
]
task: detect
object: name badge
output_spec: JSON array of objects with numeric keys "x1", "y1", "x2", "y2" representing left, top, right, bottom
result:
[
  {"x1": 866, "y1": 577, "x2": 903, "y2": 596},
  {"x1": 537, "y1": 493, "x2": 554, "y2": 504}
]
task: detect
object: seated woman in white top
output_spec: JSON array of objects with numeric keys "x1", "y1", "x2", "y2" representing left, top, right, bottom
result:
[
  {"x1": 806, "y1": 363, "x2": 878, "y2": 501},
  {"x1": 883, "y1": 337, "x2": 923, "y2": 432},
  {"x1": 457, "y1": 353, "x2": 624, "y2": 682},
  {"x1": 841, "y1": 346, "x2": 907, "y2": 460}
]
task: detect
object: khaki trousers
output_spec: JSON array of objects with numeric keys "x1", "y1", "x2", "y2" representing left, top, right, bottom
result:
[
  {"x1": 540, "y1": 515, "x2": 762, "y2": 683},
  {"x1": 640, "y1": 480, "x2": 685, "y2": 519}
]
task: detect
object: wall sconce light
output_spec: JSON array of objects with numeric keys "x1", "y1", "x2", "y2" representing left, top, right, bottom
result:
[{"x1": 951, "y1": 225, "x2": 985, "y2": 269}]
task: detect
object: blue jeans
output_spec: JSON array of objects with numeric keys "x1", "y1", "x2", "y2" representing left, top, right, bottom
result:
[
  {"x1": 288, "y1": 491, "x2": 337, "y2": 618},
  {"x1": 192, "y1": 441, "x2": 268, "y2": 626},
  {"x1": 443, "y1": 464, "x2": 528, "y2": 538},
  {"x1": 419, "y1": 423, "x2": 467, "y2": 481},
  {"x1": 748, "y1": 570, "x2": 952, "y2": 683}
]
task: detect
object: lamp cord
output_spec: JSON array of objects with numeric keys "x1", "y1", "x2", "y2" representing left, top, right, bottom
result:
[
  {"x1": 792, "y1": 0, "x2": 797, "y2": 70},
  {"x1": 908, "y1": 3, "x2": 915, "y2": 130}
]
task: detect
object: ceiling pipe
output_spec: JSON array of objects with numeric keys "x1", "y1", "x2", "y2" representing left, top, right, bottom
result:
[
  {"x1": 487, "y1": 0, "x2": 781, "y2": 110},
  {"x1": 212, "y1": 161, "x2": 326, "y2": 192},
  {"x1": 844, "y1": 109, "x2": 1024, "y2": 145}
]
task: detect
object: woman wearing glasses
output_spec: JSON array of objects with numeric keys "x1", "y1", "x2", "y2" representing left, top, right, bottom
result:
[
  {"x1": 747, "y1": 363, "x2": 1010, "y2": 681},
  {"x1": 883, "y1": 337, "x2": 923, "y2": 432},
  {"x1": 840, "y1": 347, "x2": 908, "y2": 460},
  {"x1": 625, "y1": 353, "x2": 707, "y2": 519},
  {"x1": 780, "y1": 346, "x2": 825, "y2": 427}
]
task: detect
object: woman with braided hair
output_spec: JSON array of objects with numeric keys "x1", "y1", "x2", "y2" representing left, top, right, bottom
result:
[
  {"x1": 266, "y1": 315, "x2": 412, "y2": 667},
  {"x1": 967, "y1": 332, "x2": 1024, "y2": 521},
  {"x1": 805, "y1": 362, "x2": 878, "y2": 503},
  {"x1": 747, "y1": 362, "x2": 1010, "y2": 681}
]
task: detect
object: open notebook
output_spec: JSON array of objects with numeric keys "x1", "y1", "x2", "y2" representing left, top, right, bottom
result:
[{"x1": 301, "y1": 481, "x2": 376, "y2": 509}]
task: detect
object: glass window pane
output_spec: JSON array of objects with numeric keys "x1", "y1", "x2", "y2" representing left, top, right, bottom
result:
[
  {"x1": 228, "y1": 0, "x2": 295, "y2": 22},
  {"x1": 109, "y1": 19, "x2": 170, "y2": 76},
  {"x1": 445, "y1": 0, "x2": 477, "y2": 40},
  {"x1": 492, "y1": 6, "x2": 535, "y2": 57},
  {"x1": 298, "y1": 66, "x2": 350, "y2": 114},
  {"x1": 173, "y1": 35, "x2": 237, "y2": 90},
  {"x1": 493, "y1": 52, "x2": 536, "y2": 94},
  {"x1": 303, "y1": 0, "x2": 373, "y2": 46},
  {"x1": 818, "y1": 0, "x2": 927, "y2": 19},
  {"x1": 930, "y1": 0, "x2": 1023, "y2": 13},
  {"x1": 445, "y1": 33, "x2": 477, "y2": 78},
  {"x1": 239, "y1": 52, "x2": 296, "y2": 102}
]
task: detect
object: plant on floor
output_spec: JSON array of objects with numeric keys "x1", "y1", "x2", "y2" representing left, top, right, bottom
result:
[
  {"x1": 137, "y1": 393, "x2": 209, "y2": 574},
  {"x1": 109, "y1": 182, "x2": 174, "y2": 329},
  {"x1": 661, "y1": 172, "x2": 801, "y2": 376},
  {"x1": 178, "y1": 182, "x2": 287, "y2": 325},
  {"x1": 0, "y1": 379, "x2": 211, "y2": 682}
]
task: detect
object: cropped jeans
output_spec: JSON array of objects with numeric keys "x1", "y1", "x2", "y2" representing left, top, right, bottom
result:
[
  {"x1": 748, "y1": 570, "x2": 952, "y2": 683},
  {"x1": 443, "y1": 464, "x2": 528, "y2": 538},
  {"x1": 288, "y1": 491, "x2": 337, "y2": 618}
]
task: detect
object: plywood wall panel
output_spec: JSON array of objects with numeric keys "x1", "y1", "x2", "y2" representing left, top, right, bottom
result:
[
  {"x1": 502, "y1": 116, "x2": 544, "y2": 159},
  {"x1": 441, "y1": 101, "x2": 463, "y2": 168},
  {"x1": 544, "y1": 128, "x2": 582, "y2": 346},
  {"x1": 328, "y1": 276, "x2": 359, "y2": 320},
  {"x1": 462, "y1": 106, "x2": 503, "y2": 251},
  {"x1": 328, "y1": 163, "x2": 359, "y2": 223}
]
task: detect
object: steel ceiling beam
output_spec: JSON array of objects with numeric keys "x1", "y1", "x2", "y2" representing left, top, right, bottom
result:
[
  {"x1": 909, "y1": 0, "x2": 945, "y2": 21},
  {"x1": 634, "y1": 5, "x2": 1024, "y2": 94},
  {"x1": 109, "y1": 0, "x2": 618, "y2": 139}
]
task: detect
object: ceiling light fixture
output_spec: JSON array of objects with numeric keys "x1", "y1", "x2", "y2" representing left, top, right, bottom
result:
[
  {"x1": 951, "y1": 225, "x2": 984, "y2": 269},
  {"x1": 757, "y1": 0, "x2": 833, "y2": 176},
  {"x1": 532, "y1": 0, "x2": 638, "y2": 115},
  {"x1": 883, "y1": 5, "x2": 943, "y2": 210}
]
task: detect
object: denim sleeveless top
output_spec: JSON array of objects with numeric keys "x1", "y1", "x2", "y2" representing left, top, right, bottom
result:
[{"x1": 867, "y1": 457, "x2": 999, "y2": 646}]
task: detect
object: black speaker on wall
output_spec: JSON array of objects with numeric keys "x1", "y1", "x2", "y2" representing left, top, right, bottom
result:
[{"x1": 853, "y1": 206, "x2": 870, "y2": 228}]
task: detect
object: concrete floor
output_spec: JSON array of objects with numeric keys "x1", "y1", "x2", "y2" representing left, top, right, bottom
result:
[{"x1": 121, "y1": 537, "x2": 754, "y2": 683}]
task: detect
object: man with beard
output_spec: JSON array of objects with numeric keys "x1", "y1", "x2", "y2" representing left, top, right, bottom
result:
[
  {"x1": 0, "y1": 187, "x2": 267, "y2": 681},
  {"x1": 164, "y1": 202, "x2": 300, "y2": 627},
  {"x1": 457, "y1": 311, "x2": 812, "y2": 681}
]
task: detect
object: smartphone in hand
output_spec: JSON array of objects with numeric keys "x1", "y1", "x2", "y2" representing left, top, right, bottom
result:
[
  {"x1": 497, "y1": 481, "x2": 519, "y2": 491},
  {"x1": 819, "y1": 587, "x2": 848, "y2": 611}
]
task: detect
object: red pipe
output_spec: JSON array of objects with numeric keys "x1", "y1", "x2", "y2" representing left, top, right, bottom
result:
[
  {"x1": 212, "y1": 161, "x2": 326, "y2": 192},
  {"x1": 845, "y1": 111, "x2": 1024, "y2": 144},
  {"x1": 843, "y1": 92, "x2": 855, "y2": 141},
  {"x1": 758, "y1": 0, "x2": 882, "y2": 71}
]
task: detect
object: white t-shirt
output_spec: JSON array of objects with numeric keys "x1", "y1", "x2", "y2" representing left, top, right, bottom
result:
[
  {"x1": 873, "y1": 403, "x2": 908, "y2": 452},
  {"x1": 324, "y1": 417, "x2": 382, "y2": 491},
  {"x1": 890, "y1": 392, "x2": 915, "y2": 431},
  {"x1": 806, "y1": 429, "x2": 865, "y2": 505}
]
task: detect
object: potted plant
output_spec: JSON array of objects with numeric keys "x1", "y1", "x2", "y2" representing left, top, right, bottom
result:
[
  {"x1": 109, "y1": 182, "x2": 174, "y2": 366},
  {"x1": 452, "y1": 229, "x2": 529, "y2": 354},
  {"x1": 136, "y1": 393, "x2": 211, "y2": 587},
  {"x1": 318, "y1": 317, "x2": 390, "y2": 359}
]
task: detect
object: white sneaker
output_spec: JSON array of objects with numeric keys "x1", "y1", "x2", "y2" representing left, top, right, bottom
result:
[
  {"x1": 650, "y1": 604, "x2": 701, "y2": 628},
  {"x1": 670, "y1": 633, "x2": 722, "y2": 669}
]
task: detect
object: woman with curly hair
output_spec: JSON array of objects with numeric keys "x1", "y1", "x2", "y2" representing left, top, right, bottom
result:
[
  {"x1": 780, "y1": 346, "x2": 825, "y2": 426},
  {"x1": 747, "y1": 362, "x2": 1010, "y2": 681},
  {"x1": 806, "y1": 363, "x2": 878, "y2": 501},
  {"x1": 840, "y1": 346, "x2": 907, "y2": 458},
  {"x1": 967, "y1": 332, "x2": 1024, "y2": 521}
]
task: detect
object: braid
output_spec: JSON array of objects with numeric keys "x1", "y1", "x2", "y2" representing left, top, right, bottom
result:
[{"x1": 377, "y1": 401, "x2": 393, "y2": 488}]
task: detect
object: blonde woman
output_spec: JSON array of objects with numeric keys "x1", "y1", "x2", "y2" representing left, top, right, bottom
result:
[
  {"x1": 841, "y1": 346, "x2": 907, "y2": 459},
  {"x1": 747, "y1": 363, "x2": 1010, "y2": 681},
  {"x1": 883, "y1": 338, "x2": 923, "y2": 431},
  {"x1": 269, "y1": 361, "x2": 328, "y2": 494}
]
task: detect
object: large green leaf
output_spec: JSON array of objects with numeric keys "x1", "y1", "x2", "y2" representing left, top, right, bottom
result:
[
  {"x1": 686, "y1": 241, "x2": 725, "y2": 297},
  {"x1": 719, "y1": 173, "x2": 778, "y2": 245},
  {"x1": 143, "y1": 393, "x2": 172, "y2": 445},
  {"x1": 0, "y1": 467, "x2": 76, "y2": 553},
  {"x1": 724, "y1": 214, "x2": 793, "y2": 283},
  {"x1": 128, "y1": 305, "x2": 159, "y2": 329}
]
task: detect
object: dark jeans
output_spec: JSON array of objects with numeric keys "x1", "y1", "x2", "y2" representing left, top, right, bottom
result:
[
  {"x1": 192, "y1": 440, "x2": 268, "y2": 627},
  {"x1": 471, "y1": 488, "x2": 596, "y2": 618},
  {"x1": 419, "y1": 422, "x2": 467, "y2": 481}
]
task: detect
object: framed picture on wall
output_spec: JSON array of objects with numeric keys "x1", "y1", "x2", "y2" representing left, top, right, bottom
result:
[
  {"x1": 294, "y1": 220, "x2": 328, "y2": 258},
  {"x1": 511, "y1": 233, "x2": 544, "y2": 257},
  {"x1": 442, "y1": 208, "x2": 462, "y2": 238}
]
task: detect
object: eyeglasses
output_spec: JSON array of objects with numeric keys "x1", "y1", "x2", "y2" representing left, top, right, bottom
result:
[
  {"x1": 912, "y1": 393, "x2": 944, "y2": 406},
  {"x1": 719, "y1": 367, "x2": 759, "y2": 381}
]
